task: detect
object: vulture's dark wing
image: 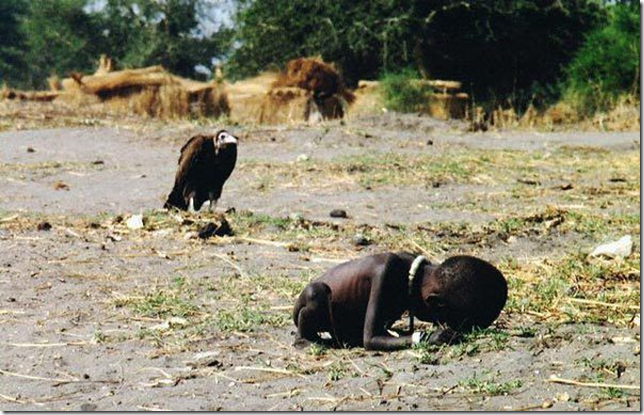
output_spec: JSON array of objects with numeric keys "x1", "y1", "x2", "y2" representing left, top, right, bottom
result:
[
  {"x1": 164, "y1": 135, "x2": 209, "y2": 209},
  {"x1": 174, "y1": 135, "x2": 210, "y2": 187},
  {"x1": 178, "y1": 134, "x2": 205, "y2": 165}
]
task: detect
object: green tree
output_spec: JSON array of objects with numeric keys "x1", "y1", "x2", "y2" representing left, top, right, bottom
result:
[
  {"x1": 0, "y1": 0, "x2": 29, "y2": 87},
  {"x1": 228, "y1": 0, "x2": 417, "y2": 85},
  {"x1": 95, "y1": 0, "x2": 233, "y2": 79},
  {"x1": 564, "y1": 1, "x2": 640, "y2": 113},
  {"x1": 21, "y1": 0, "x2": 105, "y2": 88},
  {"x1": 229, "y1": 0, "x2": 605, "y2": 108},
  {"x1": 17, "y1": 0, "x2": 232, "y2": 88}
]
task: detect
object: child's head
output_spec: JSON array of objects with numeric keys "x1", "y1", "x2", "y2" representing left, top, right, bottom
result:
[{"x1": 419, "y1": 255, "x2": 507, "y2": 332}]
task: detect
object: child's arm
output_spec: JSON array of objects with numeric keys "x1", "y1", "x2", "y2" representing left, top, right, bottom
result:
[
  {"x1": 362, "y1": 255, "x2": 414, "y2": 351},
  {"x1": 363, "y1": 287, "x2": 413, "y2": 350}
]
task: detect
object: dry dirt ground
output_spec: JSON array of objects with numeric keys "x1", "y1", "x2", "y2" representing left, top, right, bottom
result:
[{"x1": 0, "y1": 111, "x2": 640, "y2": 411}]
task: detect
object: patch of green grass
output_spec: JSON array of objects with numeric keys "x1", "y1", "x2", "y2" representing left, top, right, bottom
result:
[
  {"x1": 449, "y1": 341, "x2": 480, "y2": 359},
  {"x1": 309, "y1": 343, "x2": 328, "y2": 357},
  {"x1": 92, "y1": 329, "x2": 106, "y2": 344},
  {"x1": 113, "y1": 288, "x2": 199, "y2": 319},
  {"x1": 216, "y1": 303, "x2": 289, "y2": 333},
  {"x1": 130, "y1": 291, "x2": 199, "y2": 319},
  {"x1": 602, "y1": 387, "x2": 626, "y2": 399},
  {"x1": 501, "y1": 251, "x2": 640, "y2": 325},
  {"x1": 327, "y1": 361, "x2": 348, "y2": 382},
  {"x1": 412, "y1": 341, "x2": 443, "y2": 364},
  {"x1": 459, "y1": 374, "x2": 523, "y2": 396},
  {"x1": 510, "y1": 326, "x2": 537, "y2": 338}
]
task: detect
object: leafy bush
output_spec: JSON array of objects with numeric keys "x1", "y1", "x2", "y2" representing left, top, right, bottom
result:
[
  {"x1": 229, "y1": 0, "x2": 604, "y2": 107},
  {"x1": 563, "y1": 3, "x2": 640, "y2": 114},
  {"x1": 380, "y1": 69, "x2": 432, "y2": 112}
]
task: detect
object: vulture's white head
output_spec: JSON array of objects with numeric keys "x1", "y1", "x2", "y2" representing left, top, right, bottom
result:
[{"x1": 215, "y1": 130, "x2": 238, "y2": 148}]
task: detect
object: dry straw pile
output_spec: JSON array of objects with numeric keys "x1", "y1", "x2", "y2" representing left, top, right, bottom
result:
[
  {"x1": 2, "y1": 55, "x2": 229, "y2": 120},
  {"x1": 227, "y1": 57, "x2": 356, "y2": 125},
  {"x1": 60, "y1": 57, "x2": 229, "y2": 119}
]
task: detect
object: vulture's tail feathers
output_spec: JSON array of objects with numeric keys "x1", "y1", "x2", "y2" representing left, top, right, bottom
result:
[{"x1": 164, "y1": 187, "x2": 187, "y2": 211}]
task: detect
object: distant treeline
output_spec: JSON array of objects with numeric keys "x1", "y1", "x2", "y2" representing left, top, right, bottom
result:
[
  {"x1": 0, "y1": 0, "x2": 233, "y2": 89},
  {"x1": 0, "y1": 0, "x2": 640, "y2": 112}
]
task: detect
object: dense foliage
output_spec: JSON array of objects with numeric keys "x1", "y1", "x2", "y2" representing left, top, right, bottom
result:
[
  {"x1": 228, "y1": 0, "x2": 609, "y2": 108},
  {"x1": 564, "y1": 2, "x2": 640, "y2": 113},
  {"x1": 1, "y1": 0, "x2": 232, "y2": 89},
  {"x1": 0, "y1": 0, "x2": 29, "y2": 86},
  {"x1": 380, "y1": 69, "x2": 433, "y2": 112}
]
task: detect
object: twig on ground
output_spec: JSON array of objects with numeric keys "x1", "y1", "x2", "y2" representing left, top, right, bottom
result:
[
  {"x1": 0, "y1": 309, "x2": 25, "y2": 315},
  {"x1": 234, "y1": 366, "x2": 306, "y2": 379},
  {"x1": 136, "y1": 405, "x2": 172, "y2": 411},
  {"x1": 1, "y1": 341, "x2": 88, "y2": 348},
  {"x1": 211, "y1": 253, "x2": 249, "y2": 279},
  {"x1": 0, "y1": 393, "x2": 45, "y2": 406},
  {"x1": 547, "y1": 375, "x2": 640, "y2": 390},
  {"x1": 567, "y1": 297, "x2": 640, "y2": 310},
  {"x1": 235, "y1": 236, "x2": 288, "y2": 247}
]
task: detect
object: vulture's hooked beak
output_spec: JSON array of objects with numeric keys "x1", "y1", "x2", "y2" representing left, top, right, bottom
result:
[
  {"x1": 220, "y1": 132, "x2": 238, "y2": 146},
  {"x1": 214, "y1": 131, "x2": 238, "y2": 154}
]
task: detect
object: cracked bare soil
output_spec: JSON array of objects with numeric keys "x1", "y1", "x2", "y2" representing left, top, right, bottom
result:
[{"x1": 0, "y1": 114, "x2": 640, "y2": 411}]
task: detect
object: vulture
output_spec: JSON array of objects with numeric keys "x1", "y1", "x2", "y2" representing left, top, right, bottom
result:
[{"x1": 164, "y1": 130, "x2": 238, "y2": 212}]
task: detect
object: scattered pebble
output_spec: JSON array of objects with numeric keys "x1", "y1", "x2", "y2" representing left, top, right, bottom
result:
[
  {"x1": 198, "y1": 219, "x2": 233, "y2": 239},
  {"x1": 289, "y1": 212, "x2": 304, "y2": 221},
  {"x1": 296, "y1": 154, "x2": 310, "y2": 162},
  {"x1": 329, "y1": 209, "x2": 348, "y2": 218},
  {"x1": 80, "y1": 403, "x2": 98, "y2": 412},
  {"x1": 26, "y1": 147, "x2": 35, "y2": 153},
  {"x1": 186, "y1": 351, "x2": 222, "y2": 368},
  {"x1": 183, "y1": 231, "x2": 199, "y2": 240},
  {"x1": 631, "y1": 313, "x2": 640, "y2": 328},
  {"x1": 352, "y1": 234, "x2": 371, "y2": 246},
  {"x1": 37, "y1": 221, "x2": 52, "y2": 231},
  {"x1": 91, "y1": 160, "x2": 104, "y2": 165},
  {"x1": 52, "y1": 181, "x2": 70, "y2": 191},
  {"x1": 555, "y1": 392, "x2": 570, "y2": 402},
  {"x1": 151, "y1": 317, "x2": 188, "y2": 331},
  {"x1": 106, "y1": 234, "x2": 122, "y2": 242},
  {"x1": 426, "y1": 139, "x2": 434, "y2": 145},
  {"x1": 589, "y1": 235, "x2": 632, "y2": 259},
  {"x1": 518, "y1": 178, "x2": 540, "y2": 186},
  {"x1": 126, "y1": 214, "x2": 144, "y2": 230},
  {"x1": 559, "y1": 183, "x2": 573, "y2": 190}
]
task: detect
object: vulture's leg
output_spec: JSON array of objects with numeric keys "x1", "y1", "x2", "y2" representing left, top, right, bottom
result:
[
  {"x1": 208, "y1": 192, "x2": 218, "y2": 212},
  {"x1": 188, "y1": 197, "x2": 196, "y2": 214}
]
